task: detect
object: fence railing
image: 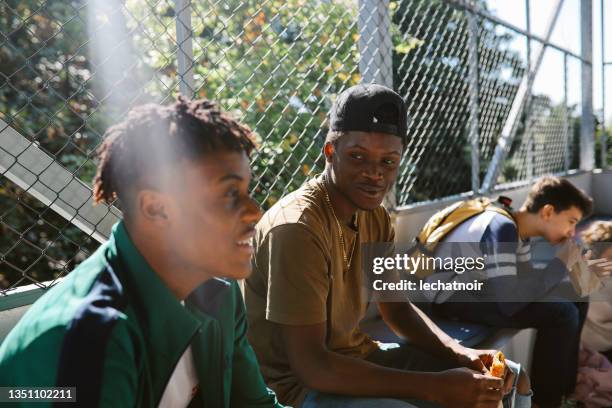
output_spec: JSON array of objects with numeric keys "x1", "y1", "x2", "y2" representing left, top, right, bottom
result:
[
  {"x1": 601, "y1": 0, "x2": 611, "y2": 169},
  {"x1": 0, "y1": 0, "x2": 600, "y2": 298}
]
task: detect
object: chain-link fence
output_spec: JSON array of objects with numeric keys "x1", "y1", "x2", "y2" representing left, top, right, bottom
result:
[
  {"x1": 0, "y1": 0, "x2": 593, "y2": 294},
  {"x1": 600, "y1": 0, "x2": 612, "y2": 169},
  {"x1": 394, "y1": 0, "x2": 587, "y2": 203}
]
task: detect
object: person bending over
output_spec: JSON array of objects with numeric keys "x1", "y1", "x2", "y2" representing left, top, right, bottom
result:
[{"x1": 432, "y1": 176, "x2": 595, "y2": 407}]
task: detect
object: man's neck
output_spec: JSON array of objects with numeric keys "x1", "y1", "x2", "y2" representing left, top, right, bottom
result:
[
  {"x1": 512, "y1": 210, "x2": 541, "y2": 241},
  {"x1": 322, "y1": 170, "x2": 358, "y2": 225},
  {"x1": 126, "y1": 223, "x2": 211, "y2": 300}
]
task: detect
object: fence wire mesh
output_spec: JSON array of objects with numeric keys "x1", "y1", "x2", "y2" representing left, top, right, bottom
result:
[
  {"x1": 601, "y1": 62, "x2": 612, "y2": 168},
  {"x1": 497, "y1": 49, "x2": 582, "y2": 184},
  {"x1": 392, "y1": 0, "x2": 582, "y2": 203},
  {"x1": 0, "y1": 0, "x2": 588, "y2": 294}
]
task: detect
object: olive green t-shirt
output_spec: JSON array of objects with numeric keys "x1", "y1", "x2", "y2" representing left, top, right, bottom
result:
[{"x1": 245, "y1": 175, "x2": 395, "y2": 407}]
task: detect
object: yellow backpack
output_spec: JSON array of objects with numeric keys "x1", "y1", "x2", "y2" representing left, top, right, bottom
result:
[{"x1": 411, "y1": 196, "x2": 515, "y2": 278}]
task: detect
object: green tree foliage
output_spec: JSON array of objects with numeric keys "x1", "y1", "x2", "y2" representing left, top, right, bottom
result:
[
  {"x1": 187, "y1": 0, "x2": 361, "y2": 207},
  {"x1": 594, "y1": 116, "x2": 612, "y2": 168},
  {"x1": 0, "y1": 0, "x2": 360, "y2": 289},
  {"x1": 1, "y1": 1, "x2": 99, "y2": 289}
]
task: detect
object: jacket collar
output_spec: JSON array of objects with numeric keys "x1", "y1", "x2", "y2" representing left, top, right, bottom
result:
[
  {"x1": 108, "y1": 221, "x2": 204, "y2": 399},
  {"x1": 109, "y1": 221, "x2": 202, "y2": 333},
  {"x1": 109, "y1": 220, "x2": 234, "y2": 326},
  {"x1": 185, "y1": 277, "x2": 232, "y2": 317}
]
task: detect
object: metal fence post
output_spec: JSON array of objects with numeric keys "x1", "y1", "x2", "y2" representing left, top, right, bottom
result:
[
  {"x1": 358, "y1": 0, "x2": 396, "y2": 209},
  {"x1": 525, "y1": 0, "x2": 535, "y2": 181},
  {"x1": 601, "y1": 0, "x2": 607, "y2": 168},
  {"x1": 580, "y1": 0, "x2": 595, "y2": 171},
  {"x1": 175, "y1": 0, "x2": 195, "y2": 96},
  {"x1": 563, "y1": 52, "x2": 570, "y2": 171},
  {"x1": 358, "y1": 0, "x2": 393, "y2": 87},
  {"x1": 468, "y1": 11, "x2": 480, "y2": 194}
]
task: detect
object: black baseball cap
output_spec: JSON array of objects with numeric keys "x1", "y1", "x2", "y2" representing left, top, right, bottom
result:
[{"x1": 329, "y1": 84, "x2": 408, "y2": 143}]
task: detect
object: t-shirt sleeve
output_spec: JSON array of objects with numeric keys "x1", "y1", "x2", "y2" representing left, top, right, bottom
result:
[{"x1": 262, "y1": 223, "x2": 330, "y2": 326}]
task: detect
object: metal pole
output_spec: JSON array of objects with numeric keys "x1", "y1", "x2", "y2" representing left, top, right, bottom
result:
[
  {"x1": 468, "y1": 11, "x2": 480, "y2": 194},
  {"x1": 357, "y1": 0, "x2": 393, "y2": 87},
  {"x1": 525, "y1": 0, "x2": 534, "y2": 181},
  {"x1": 526, "y1": 0, "x2": 532, "y2": 85},
  {"x1": 563, "y1": 52, "x2": 570, "y2": 171},
  {"x1": 358, "y1": 0, "x2": 396, "y2": 209},
  {"x1": 580, "y1": 0, "x2": 595, "y2": 171},
  {"x1": 601, "y1": 0, "x2": 607, "y2": 168},
  {"x1": 0, "y1": 120, "x2": 121, "y2": 243},
  {"x1": 175, "y1": 0, "x2": 194, "y2": 96}
]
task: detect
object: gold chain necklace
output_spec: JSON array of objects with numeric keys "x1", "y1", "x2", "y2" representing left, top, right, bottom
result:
[{"x1": 320, "y1": 175, "x2": 356, "y2": 271}]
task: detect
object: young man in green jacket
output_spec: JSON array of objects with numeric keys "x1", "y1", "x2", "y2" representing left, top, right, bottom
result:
[{"x1": 0, "y1": 97, "x2": 284, "y2": 407}]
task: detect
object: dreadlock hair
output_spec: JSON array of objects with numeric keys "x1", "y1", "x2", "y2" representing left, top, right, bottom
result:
[{"x1": 93, "y1": 96, "x2": 256, "y2": 216}]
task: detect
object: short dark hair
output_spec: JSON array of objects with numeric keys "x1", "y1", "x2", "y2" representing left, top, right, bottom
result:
[
  {"x1": 93, "y1": 96, "x2": 256, "y2": 213},
  {"x1": 522, "y1": 176, "x2": 593, "y2": 216}
]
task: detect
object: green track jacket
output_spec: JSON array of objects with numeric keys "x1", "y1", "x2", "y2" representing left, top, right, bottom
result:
[{"x1": 0, "y1": 222, "x2": 284, "y2": 407}]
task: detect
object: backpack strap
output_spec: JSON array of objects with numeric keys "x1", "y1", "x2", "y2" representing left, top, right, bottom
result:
[{"x1": 487, "y1": 195, "x2": 517, "y2": 226}]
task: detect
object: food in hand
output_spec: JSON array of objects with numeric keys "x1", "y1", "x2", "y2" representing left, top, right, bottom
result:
[{"x1": 489, "y1": 351, "x2": 506, "y2": 378}]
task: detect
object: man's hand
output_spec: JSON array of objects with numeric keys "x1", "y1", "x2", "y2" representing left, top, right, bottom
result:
[
  {"x1": 452, "y1": 346, "x2": 491, "y2": 374},
  {"x1": 453, "y1": 347, "x2": 514, "y2": 395},
  {"x1": 584, "y1": 250, "x2": 612, "y2": 278},
  {"x1": 431, "y1": 367, "x2": 504, "y2": 408},
  {"x1": 556, "y1": 239, "x2": 583, "y2": 270}
]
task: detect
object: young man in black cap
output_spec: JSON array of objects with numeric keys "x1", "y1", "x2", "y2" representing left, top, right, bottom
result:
[{"x1": 245, "y1": 84, "x2": 531, "y2": 408}]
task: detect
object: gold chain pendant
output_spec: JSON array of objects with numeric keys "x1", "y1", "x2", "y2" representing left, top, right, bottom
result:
[{"x1": 320, "y1": 175, "x2": 355, "y2": 271}]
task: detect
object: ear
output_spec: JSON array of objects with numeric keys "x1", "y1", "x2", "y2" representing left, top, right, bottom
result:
[
  {"x1": 137, "y1": 190, "x2": 174, "y2": 227},
  {"x1": 323, "y1": 142, "x2": 334, "y2": 163},
  {"x1": 540, "y1": 204, "x2": 555, "y2": 221}
]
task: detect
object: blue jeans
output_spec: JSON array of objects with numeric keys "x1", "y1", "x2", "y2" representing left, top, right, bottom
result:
[
  {"x1": 302, "y1": 343, "x2": 522, "y2": 408},
  {"x1": 434, "y1": 296, "x2": 588, "y2": 407}
]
